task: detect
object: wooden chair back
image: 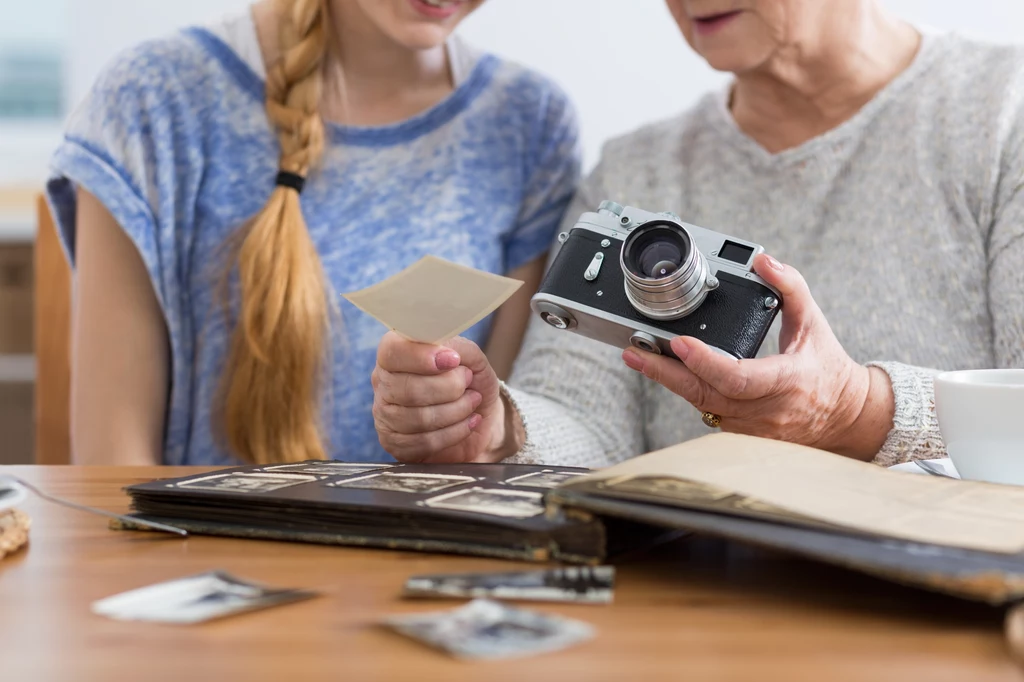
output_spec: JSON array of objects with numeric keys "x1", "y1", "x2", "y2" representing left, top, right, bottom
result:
[{"x1": 34, "y1": 195, "x2": 72, "y2": 464}]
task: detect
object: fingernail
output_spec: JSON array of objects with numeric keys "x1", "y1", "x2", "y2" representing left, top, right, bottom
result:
[
  {"x1": 622, "y1": 350, "x2": 644, "y2": 372},
  {"x1": 671, "y1": 337, "x2": 690, "y2": 361},
  {"x1": 468, "y1": 414, "x2": 483, "y2": 430},
  {"x1": 435, "y1": 350, "x2": 461, "y2": 371},
  {"x1": 467, "y1": 390, "x2": 483, "y2": 409},
  {"x1": 462, "y1": 366, "x2": 474, "y2": 387},
  {"x1": 765, "y1": 254, "x2": 784, "y2": 272}
]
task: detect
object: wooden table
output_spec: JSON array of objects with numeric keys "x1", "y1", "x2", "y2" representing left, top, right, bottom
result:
[{"x1": 2, "y1": 467, "x2": 1021, "y2": 681}]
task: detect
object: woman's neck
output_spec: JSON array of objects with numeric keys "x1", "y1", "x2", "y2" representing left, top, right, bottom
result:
[
  {"x1": 323, "y1": 2, "x2": 452, "y2": 125},
  {"x1": 729, "y1": 5, "x2": 920, "y2": 154},
  {"x1": 252, "y1": 0, "x2": 453, "y2": 127}
]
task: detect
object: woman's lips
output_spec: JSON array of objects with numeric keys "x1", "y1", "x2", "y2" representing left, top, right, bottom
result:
[
  {"x1": 409, "y1": 0, "x2": 463, "y2": 20},
  {"x1": 693, "y1": 10, "x2": 742, "y2": 36}
]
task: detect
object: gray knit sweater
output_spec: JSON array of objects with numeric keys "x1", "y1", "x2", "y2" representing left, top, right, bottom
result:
[{"x1": 502, "y1": 30, "x2": 1024, "y2": 469}]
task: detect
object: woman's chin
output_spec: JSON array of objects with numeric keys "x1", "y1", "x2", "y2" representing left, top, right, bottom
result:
[
  {"x1": 694, "y1": 46, "x2": 769, "y2": 75},
  {"x1": 386, "y1": 25, "x2": 456, "y2": 51}
]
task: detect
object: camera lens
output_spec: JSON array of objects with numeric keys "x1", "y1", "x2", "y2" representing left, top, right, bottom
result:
[
  {"x1": 621, "y1": 220, "x2": 711, "y2": 320},
  {"x1": 637, "y1": 242, "x2": 683, "y2": 278},
  {"x1": 629, "y1": 226, "x2": 688, "y2": 280}
]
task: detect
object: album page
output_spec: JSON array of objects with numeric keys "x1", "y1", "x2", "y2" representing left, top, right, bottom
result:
[{"x1": 570, "y1": 433, "x2": 1024, "y2": 554}]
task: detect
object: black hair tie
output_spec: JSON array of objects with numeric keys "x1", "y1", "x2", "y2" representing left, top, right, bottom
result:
[{"x1": 275, "y1": 171, "x2": 306, "y2": 194}]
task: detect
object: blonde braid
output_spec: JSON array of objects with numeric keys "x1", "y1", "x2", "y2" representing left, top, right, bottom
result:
[{"x1": 220, "y1": 0, "x2": 332, "y2": 464}]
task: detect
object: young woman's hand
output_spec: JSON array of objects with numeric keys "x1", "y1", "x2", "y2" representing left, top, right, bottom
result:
[{"x1": 372, "y1": 332, "x2": 519, "y2": 463}]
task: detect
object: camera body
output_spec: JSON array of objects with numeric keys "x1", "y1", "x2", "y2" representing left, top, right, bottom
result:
[{"x1": 530, "y1": 201, "x2": 782, "y2": 360}]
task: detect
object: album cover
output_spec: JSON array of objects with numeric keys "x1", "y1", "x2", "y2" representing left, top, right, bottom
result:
[{"x1": 118, "y1": 461, "x2": 661, "y2": 563}]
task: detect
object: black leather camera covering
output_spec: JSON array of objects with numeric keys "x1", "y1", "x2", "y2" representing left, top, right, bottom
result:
[{"x1": 538, "y1": 229, "x2": 781, "y2": 359}]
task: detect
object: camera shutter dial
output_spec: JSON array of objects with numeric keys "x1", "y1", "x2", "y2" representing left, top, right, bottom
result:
[{"x1": 598, "y1": 200, "x2": 624, "y2": 217}]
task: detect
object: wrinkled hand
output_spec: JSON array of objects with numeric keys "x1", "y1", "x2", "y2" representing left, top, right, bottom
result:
[
  {"x1": 622, "y1": 254, "x2": 894, "y2": 459},
  {"x1": 371, "y1": 332, "x2": 509, "y2": 463}
]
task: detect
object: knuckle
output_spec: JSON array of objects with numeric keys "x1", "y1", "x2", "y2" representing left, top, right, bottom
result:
[
  {"x1": 680, "y1": 382, "x2": 702, "y2": 406},
  {"x1": 375, "y1": 424, "x2": 400, "y2": 454},
  {"x1": 421, "y1": 430, "x2": 446, "y2": 453},
  {"x1": 447, "y1": 336, "x2": 476, "y2": 359},
  {"x1": 773, "y1": 364, "x2": 799, "y2": 394},
  {"x1": 394, "y1": 373, "x2": 419, "y2": 404},
  {"x1": 641, "y1": 360, "x2": 661, "y2": 384},
  {"x1": 377, "y1": 334, "x2": 397, "y2": 366},
  {"x1": 724, "y1": 373, "x2": 748, "y2": 398},
  {"x1": 414, "y1": 375, "x2": 453, "y2": 406},
  {"x1": 380, "y1": 344, "x2": 399, "y2": 371},
  {"x1": 441, "y1": 372, "x2": 468, "y2": 401},
  {"x1": 438, "y1": 397, "x2": 472, "y2": 431},
  {"x1": 695, "y1": 382, "x2": 713, "y2": 410},
  {"x1": 686, "y1": 351, "x2": 708, "y2": 376},
  {"x1": 376, "y1": 401, "x2": 401, "y2": 429},
  {"x1": 375, "y1": 370, "x2": 395, "y2": 400},
  {"x1": 428, "y1": 423, "x2": 469, "y2": 453},
  {"x1": 371, "y1": 395, "x2": 388, "y2": 422},
  {"x1": 387, "y1": 432, "x2": 419, "y2": 459},
  {"x1": 415, "y1": 406, "x2": 440, "y2": 432},
  {"x1": 775, "y1": 412, "x2": 797, "y2": 432},
  {"x1": 451, "y1": 421, "x2": 473, "y2": 445}
]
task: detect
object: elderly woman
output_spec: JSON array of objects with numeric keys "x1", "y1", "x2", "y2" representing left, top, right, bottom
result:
[{"x1": 370, "y1": 0, "x2": 1024, "y2": 468}]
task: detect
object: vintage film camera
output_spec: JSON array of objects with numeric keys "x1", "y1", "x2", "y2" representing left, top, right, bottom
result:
[{"x1": 530, "y1": 201, "x2": 782, "y2": 360}]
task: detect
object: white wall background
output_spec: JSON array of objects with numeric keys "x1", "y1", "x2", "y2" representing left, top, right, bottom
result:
[{"x1": 5, "y1": 0, "x2": 1024, "y2": 184}]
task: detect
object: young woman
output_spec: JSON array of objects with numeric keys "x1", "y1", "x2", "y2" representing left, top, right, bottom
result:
[{"x1": 46, "y1": 0, "x2": 580, "y2": 466}]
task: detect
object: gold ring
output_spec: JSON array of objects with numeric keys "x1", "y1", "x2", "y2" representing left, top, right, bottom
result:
[{"x1": 701, "y1": 411, "x2": 722, "y2": 428}]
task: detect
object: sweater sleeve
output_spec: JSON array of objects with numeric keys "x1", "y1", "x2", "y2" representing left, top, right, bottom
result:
[
  {"x1": 867, "y1": 60, "x2": 1024, "y2": 467},
  {"x1": 498, "y1": 166, "x2": 647, "y2": 468},
  {"x1": 862, "y1": 362, "x2": 945, "y2": 466}
]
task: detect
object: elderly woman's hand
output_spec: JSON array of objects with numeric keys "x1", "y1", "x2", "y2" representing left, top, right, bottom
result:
[{"x1": 622, "y1": 254, "x2": 896, "y2": 460}]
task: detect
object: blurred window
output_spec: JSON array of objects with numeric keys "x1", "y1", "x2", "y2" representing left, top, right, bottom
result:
[{"x1": 0, "y1": 0, "x2": 66, "y2": 121}]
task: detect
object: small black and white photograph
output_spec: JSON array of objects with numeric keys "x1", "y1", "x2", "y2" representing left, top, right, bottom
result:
[
  {"x1": 261, "y1": 462, "x2": 393, "y2": 476},
  {"x1": 403, "y1": 566, "x2": 615, "y2": 604},
  {"x1": 330, "y1": 471, "x2": 474, "y2": 494},
  {"x1": 423, "y1": 487, "x2": 544, "y2": 519},
  {"x1": 173, "y1": 472, "x2": 317, "y2": 494},
  {"x1": 91, "y1": 571, "x2": 318, "y2": 625},
  {"x1": 383, "y1": 598, "x2": 594, "y2": 660},
  {"x1": 504, "y1": 470, "x2": 587, "y2": 490}
]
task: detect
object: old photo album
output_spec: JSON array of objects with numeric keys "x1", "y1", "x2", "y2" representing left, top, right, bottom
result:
[
  {"x1": 118, "y1": 433, "x2": 1024, "y2": 605},
  {"x1": 117, "y1": 461, "x2": 659, "y2": 563}
]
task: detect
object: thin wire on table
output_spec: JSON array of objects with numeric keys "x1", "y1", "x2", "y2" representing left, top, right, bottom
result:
[{"x1": 0, "y1": 474, "x2": 188, "y2": 537}]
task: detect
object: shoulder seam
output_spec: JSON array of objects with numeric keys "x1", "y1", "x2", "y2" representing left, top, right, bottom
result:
[
  {"x1": 63, "y1": 135, "x2": 153, "y2": 222},
  {"x1": 183, "y1": 27, "x2": 265, "y2": 102}
]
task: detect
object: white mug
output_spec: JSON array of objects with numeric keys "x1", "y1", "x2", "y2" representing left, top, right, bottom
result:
[{"x1": 933, "y1": 369, "x2": 1024, "y2": 485}]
